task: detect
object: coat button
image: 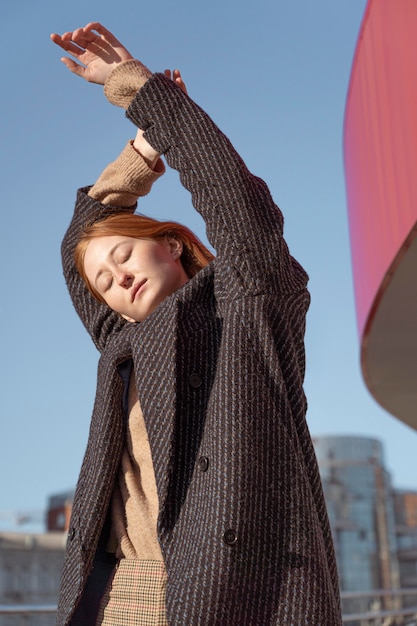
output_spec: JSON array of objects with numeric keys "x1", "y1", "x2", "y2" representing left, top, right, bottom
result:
[
  {"x1": 189, "y1": 373, "x2": 202, "y2": 388},
  {"x1": 223, "y1": 529, "x2": 237, "y2": 546},
  {"x1": 68, "y1": 527, "x2": 75, "y2": 541},
  {"x1": 198, "y1": 456, "x2": 209, "y2": 472}
]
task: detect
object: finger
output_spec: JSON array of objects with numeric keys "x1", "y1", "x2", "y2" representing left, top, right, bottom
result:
[
  {"x1": 173, "y1": 70, "x2": 187, "y2": 95},
  {"x1": 83, "y1": 22, "x2": 124, "y2": 47},
  {"x1": 77, "y1": 28, "x2": 116, "y2": 58},
  {"x1": 61, "y1": 30, "x2": 85, "y2": 44},
  {"x1": 56, "y1": 28, "x2": 113, "y2": 64},
  {"x1": 60, "y1": 57, "x2": 87, "y2": 78},
  {"x1": 50, "y1": 33, "x2": 65, "y2": 49},
  {"x1": 177, "y1": 79, "x2": 187, "y2": 95},
  {"x1": 60, "y1": 31, "x2": 75, "y2": 41},
  {"x1": 63, "y1": 27, "x2": 83, "y2": 39},
  {"x1": 66, "y1": 27, "x2": 94, "y2": 50},
  {"x1": 164, "y1": 69, "x2": 172, "y2": 80},
  {"x1": 50, "y1": 33, "x2": 84, "y2": 57},
  {"x1": 59, "y1": 28, "x2": 96, "y2": 51}
]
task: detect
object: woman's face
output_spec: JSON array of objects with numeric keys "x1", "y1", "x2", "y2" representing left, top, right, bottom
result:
[{"x1": 83, "y1": 234, "x2": 189, "y2": 322}]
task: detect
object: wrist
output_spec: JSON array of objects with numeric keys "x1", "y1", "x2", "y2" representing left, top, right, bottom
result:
[
  {"x1": 104, "y1": 59, "x2": 152, "y2": 108},
  {"x1": 133, "y1": 130, "x2": 160, "y2": 169}
]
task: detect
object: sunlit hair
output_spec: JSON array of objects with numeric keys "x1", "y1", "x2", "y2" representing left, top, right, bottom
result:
[{"x1": 74, "y1": 213, "x2": 215, "y2": 304}]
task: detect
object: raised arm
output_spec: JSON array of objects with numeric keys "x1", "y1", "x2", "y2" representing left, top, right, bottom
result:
[
  {"x1": 52, "y1": 25, "x2": 161, "y2": 349},
  {"x1": 52, "y1": 25, "x2": 191, "y2": 350},
  {"x1": 115, "y1": 69, "x2": 307, "y2": 297}
]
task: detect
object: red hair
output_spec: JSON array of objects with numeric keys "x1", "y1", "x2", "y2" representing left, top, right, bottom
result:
[{"x1": 74, "y1": 213, "x2": 214, "y2": 303}]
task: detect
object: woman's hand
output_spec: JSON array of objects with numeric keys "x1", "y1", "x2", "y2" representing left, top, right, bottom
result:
[
  {"x1": 50, "y1": 22, "x2": 134, "y2": 85},
  {"x1": 164, "y1": 69, "x2": 188, "y2": 95}
]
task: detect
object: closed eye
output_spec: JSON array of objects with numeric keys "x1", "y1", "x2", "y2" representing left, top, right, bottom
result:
[
  {"x1": 117, "y1": 247, "x2": 132, "y2": 265},
  {"x1": 104, "y1": 277, "x2": 113, "y2": 291},
  {"x1": 97, "y1": 274, "x2": 113, "y2": 293}
]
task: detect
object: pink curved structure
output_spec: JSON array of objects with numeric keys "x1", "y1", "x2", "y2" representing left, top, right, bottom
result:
[{"x1": 344, "y1": 0, "x2": 417, "y2": 430}]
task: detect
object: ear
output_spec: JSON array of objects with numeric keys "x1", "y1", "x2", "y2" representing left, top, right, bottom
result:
[{"x1": 165, "y1": 235, "x2": 183, "y2": 260}]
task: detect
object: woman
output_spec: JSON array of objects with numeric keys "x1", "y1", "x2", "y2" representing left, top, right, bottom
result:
[{"x1": 51, "y1": 23, "x2": 341, "y2": 625}]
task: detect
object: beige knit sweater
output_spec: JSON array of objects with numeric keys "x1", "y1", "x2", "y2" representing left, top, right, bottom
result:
[{"x1": 106, "y1": 376, "x2": 163, "y2": 560}]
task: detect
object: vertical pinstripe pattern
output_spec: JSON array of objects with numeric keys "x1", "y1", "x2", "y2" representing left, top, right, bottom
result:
[{"x1": 57, "y1": 73, "x2": 342, "y2": 625}]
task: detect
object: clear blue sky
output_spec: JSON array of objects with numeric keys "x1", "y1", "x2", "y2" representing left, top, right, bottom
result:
[{"x1": 2, "y1": 0, "x2": 415, "y2": 531}]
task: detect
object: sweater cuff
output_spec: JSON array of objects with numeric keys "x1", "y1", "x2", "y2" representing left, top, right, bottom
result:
[
  {"x1": 104, "y1": 60, "x2": 152, "y2": 109},
  {"x1": 88, "y1": 140, "x2": 165, "y2": 206}
]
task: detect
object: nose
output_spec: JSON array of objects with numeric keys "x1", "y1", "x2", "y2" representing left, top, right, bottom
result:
[{"x1": 116, "y1": 270, "x2": 134, "y2": 289}]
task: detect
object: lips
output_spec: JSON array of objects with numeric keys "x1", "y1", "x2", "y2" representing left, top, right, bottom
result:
[{"x1": 131, "y1": 279, "x2": 147, "y2": 302}]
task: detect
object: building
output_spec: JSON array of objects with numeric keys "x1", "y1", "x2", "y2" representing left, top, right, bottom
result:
[
  {"x1": 0, "y1": 531, "x2": 66, "y2": 626},
  {"x1": 313, "y1": 435, "x2": 401, "y2": 618},
  {"x1": 46, "y1": 491, "x2": 74, "y2": 533},
  {"x1": 393, "y1": 489, "x2": 417, "y2": 607},
  {"x1": 0, "y1": 491, "x2": 75, "y2": 624}
]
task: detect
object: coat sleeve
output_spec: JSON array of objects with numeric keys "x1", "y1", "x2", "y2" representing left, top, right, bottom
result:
[
  {"x1": 126, "y1": 73, "x2": 308, "y2": 298},
  {"x1": 61, "y1": 143, "x2": 164, "y2": 352}
]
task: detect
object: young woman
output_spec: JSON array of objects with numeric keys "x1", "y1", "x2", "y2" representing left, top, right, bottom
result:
[{"x1": 51, "y1": 23, "x2": 342, "y2": 626}]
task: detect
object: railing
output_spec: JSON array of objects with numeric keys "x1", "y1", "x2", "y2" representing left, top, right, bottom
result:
[
  {"x1": 0, "y1": 605, "x2": 56, "y2": 614},
  {"x1": 341, "y1": 588, "x2": 417, "y2": 624}
]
